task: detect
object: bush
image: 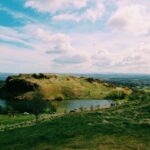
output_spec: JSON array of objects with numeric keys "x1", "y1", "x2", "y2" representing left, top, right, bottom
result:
[
  {"x1": 128, "y1": 90, "x2": 150, "y2": 101},
  {"x1": 5, "y1": 79, "x2": 39, "y2": 95},
  {"x1": 32, "y1": 73, "x2": 48, "y2": 79},
  {"x1": 106, "y1": 91, "x2": 127, "y2": 100},
  {"x1": 6, "y1": 91, "x2": 57, "y2": 115},
  {"x1": 0, "y1": 106, "x2": 15, "y2": 115},
  {"x1": 54, "y1": 96, "x2": 64, "y2": 101}
]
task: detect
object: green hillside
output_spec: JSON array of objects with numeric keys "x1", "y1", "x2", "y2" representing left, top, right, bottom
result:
[
  {"x1": 0, "y1": 73, "x2": 131, "y2": 101},
  {"x1": 0, "y1": 98, "x2": 149, "y2": 150}
]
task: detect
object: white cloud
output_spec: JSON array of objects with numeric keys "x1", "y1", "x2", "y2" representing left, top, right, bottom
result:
[
  {"x1": 25, "y1": 0, "x2": 88, "y2": 14},
  {"x1": 25, "y1": 0, "x2": 105, "y2": 22},
  {"x1": 54, "y1": 1, "x2": 105, "y2": 23},
  {"x1": 82, "y1": 1, "x2": 105, "y2": 22},
  {"x1": 108, "y1": 3, "x2": 150, "y2": 35},
  {"x1": 91, "y1": 49, "x2": 113, "y2": 67},
  {"x1": 87, "y1": 36, "x2": 150, "y2": 73},
  {"x1": 1, "y1": 0, "x2": 150, "y2": 73},
  {"x1": 31, "y1": 27, "x2": 74, "y2": 53},
  {"x1": 1, "y1": 24, "x2": 150, "y2": 73},
  {"x1": 118, "y1": 43, "x2": 150, "y2": 67},
  {"x1": 45, "y1": 33, "x2": 74, "y2": 54},
  {"x1": 54, "y1": 54, "x2": 87, "y2": 64},
  {"x1": 0, "y1": 25, "x2": 75, "y2": 54},
  {"x1": 0, "y1": 24, "x2": 89, "y2": 73},
  {"x1": 53, "y1": 14, "x2": 80, "y2": 23}
]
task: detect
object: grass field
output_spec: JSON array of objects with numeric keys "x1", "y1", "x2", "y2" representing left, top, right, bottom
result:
[
  {"x1": 0, "y1": 99, "x2": 149, "y2": 150},
  {"x1": 0, "y1": 114, "x2": 34, "y2": 125}
]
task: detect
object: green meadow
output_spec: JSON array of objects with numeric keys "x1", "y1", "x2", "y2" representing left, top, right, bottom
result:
[
  {"x1": 0, "y1": 74, "x2": 149, "y2": 150},
  {"x1": 0, "y1": 98, "x2": 149, "y2": 150}
]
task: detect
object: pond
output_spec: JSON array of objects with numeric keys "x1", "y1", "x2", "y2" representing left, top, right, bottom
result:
[
  {"x1": 52, "y1": 99, "x2": 113, "y2": 112},
  {"x1": 0, "y1": 99, "x2": 113, "y2": 113}
]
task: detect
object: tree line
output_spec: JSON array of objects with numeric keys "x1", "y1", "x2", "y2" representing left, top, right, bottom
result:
[{"x1": 0, "y1": 91, "x2": 56, "y2": 123}]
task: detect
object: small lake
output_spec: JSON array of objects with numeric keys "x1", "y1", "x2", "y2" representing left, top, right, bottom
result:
[
  {"x1": 52, "y1": 99, "x2": 113, "y2": 112},
  {"x1": 0, "y1": 99, "x2": 6, "y2": 108},
  {"x1": 0, "y1": 99, "x2": 113, "y2": 112}
]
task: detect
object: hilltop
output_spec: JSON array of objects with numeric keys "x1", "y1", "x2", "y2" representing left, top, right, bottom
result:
[{"x1": 0, "y1": 73, "x2": 131, "y2": 101}]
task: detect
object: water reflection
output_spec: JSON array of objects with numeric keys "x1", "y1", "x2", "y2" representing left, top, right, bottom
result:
[{"x1": 52, "y1": 99, "x2": 113, "y2": 112}]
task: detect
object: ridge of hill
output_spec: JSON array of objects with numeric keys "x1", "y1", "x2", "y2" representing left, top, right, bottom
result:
[{"x1": 0, "y1": 73, "x2": 131, "y2": 101}]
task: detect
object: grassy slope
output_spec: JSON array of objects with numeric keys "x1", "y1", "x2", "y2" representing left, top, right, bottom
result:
[
  {"x1": 1, "y1": 74, "x2": 130, "y2": 100},
  {"x1": 0, "y1": 115, "x2": 34, "y2": 125},
  {"x1": 0, "y1": 99, "x2": 149, "y2": 150}
]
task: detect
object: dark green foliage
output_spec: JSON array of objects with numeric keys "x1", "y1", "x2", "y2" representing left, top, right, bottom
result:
[
  {"x1": 0, "y1": 80, "x2": 5, "y2": 97},
  {"x1": 48, "y1": 103, "x2": 56, "y2": 112},
  {"x1": 85, "y1": 77, "x2": 97, "y2": 83},
  {"x1": 4, "y1": 79, "x2": 39, "y2": 97},
  {"x1": 5, "y1": 76, "x2": 13, "y2": 84},
  {"x1": 0, "y1": 106, "x2": 15, "y2": 116},
  {"x1": 6, "y1": 100, "x2": 35, "y2": 113},
  {"x1": 105, "y1": 91, "x2": 127, "y2": 100},
  {"x1": 6, "y1": 91, "x2": 56, "y2": 116},
  {"x1": 32, "y1": 73, "x2": 48, "y2": 79},
  {"x1": 85, "y1": 77, "x2": 103, "y2": 84},
  {"x1": 26, "y1": 91, "x2": 52, "y2": 122},
  {"x1": 0, "y1": 80, "x2": 5, "y2": 88},
  {"x1": 54, "y1": 96, "x2": 64, "y2": 101},
  {"x1": 30, "y1": 91, "x2": 46, "y2": 113},
  {"x1": 129, "y1": 89, "x2": 150, "y2": 101}
]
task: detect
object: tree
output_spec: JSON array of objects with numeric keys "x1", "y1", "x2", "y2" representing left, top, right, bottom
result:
[
  {"x1": 105, "y1": 91, "x2": 127, "y2": 100},
  {"x1": 30, "y1": 91, "x2": 47, "y2": 123},
  {"x1": 0, "y1": 105, "x2": 2, "y2": 113},
  {"x1": 0, "y1": 105, "x2": 15, "y2": 116},
  {"x1": 6, "y1": 91, "x2": 56, "y2": 122},
  {"x1": 128, "y1": 89, "x2": 150, "y2": 101}
]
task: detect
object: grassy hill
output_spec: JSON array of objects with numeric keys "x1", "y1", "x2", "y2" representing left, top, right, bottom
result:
[
  {"x1": 0, "y1": 99, "x2": 149, "y2": 150},
  {"x1": 0, "y1": 73, "x2": 131, "y2": 101}
]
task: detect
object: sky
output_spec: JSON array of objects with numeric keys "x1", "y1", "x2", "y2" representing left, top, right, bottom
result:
[{"x1": 0, "y1": 0, "x2": 150, "y2": 74}]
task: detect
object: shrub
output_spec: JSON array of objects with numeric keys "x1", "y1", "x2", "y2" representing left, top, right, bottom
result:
[
  {"x1": 32, "y1": 73, "x2": 48, "y2": 79},
  {"x1": 106, "y1": 91, "x2": 127, "y2": 100},
  {"x1": 0, "y1": 106, "x2": 15, "y2": 115},
  {"x1": 5, "y1": 79, "x2": 39, "y2": 96},
  {"x1": 54, "y1": 95, "x2": 64, "y2": 101},
  {"x1": 128, "y1": 90, "x2": 150, "y2": 101}
]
